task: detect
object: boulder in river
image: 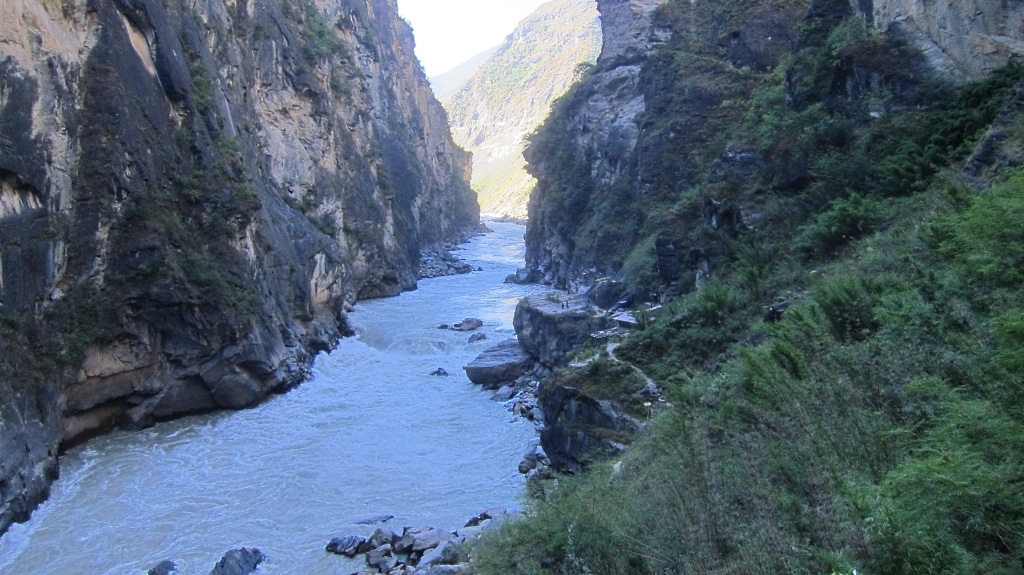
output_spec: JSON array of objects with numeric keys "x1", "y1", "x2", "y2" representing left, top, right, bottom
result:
[
  {"x1": 369, "y1": 527, "x2": 399, "y2": 548},
  {"x1": 463, "y1": 340, "x2": 534, "y2": 389},
  {"x1": 326, "y1": 535, "x2": 367, "y2": 557},
  {"x1": 209, "y1": 548, "x2": 265, "y2": 575},
  {"x1": 492, "y1": 385, "x2": 516, "y2": 402},
  {"x1": 451, "y1": 318, "x2": 484, "y2": 332},
  {"x1": 467, "y1": 332, "x2": 487, "y2": 344},
  {"x1": 366, "y1": 543, "x2": 397, "y2": 572},
  {"x1": 417, "y1": 539, "x2": 462, "y2": 569},
  {"x1": 395, "y1": 526, "x2": 453, "y2": 554},
  {"x1": 148, "y1": 560, "x2": 177, "y2": 575},
  {"x1": 504, "y1": 267, "x2": 535, "y2": 284},
  {"x1": 355, "y1": 513, "x2": 395, "y2": 525}
]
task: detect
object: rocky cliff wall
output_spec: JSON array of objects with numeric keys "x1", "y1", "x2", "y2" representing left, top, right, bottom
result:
[
  {"x1": 524, "y1": 0, "x2": 1022, "y2": 292},
  {"x1": 524, "y1": 0, "x2": 806, "y2": 290},
  {"x1": 865, "y1": 0, "x2": 1024, "y2": 80},
  {"x1": 0, "y1": 0, "x2": 477, "y2": 534}
]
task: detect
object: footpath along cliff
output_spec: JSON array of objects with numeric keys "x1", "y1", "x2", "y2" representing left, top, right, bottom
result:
[{"x1": 0, "y1": 0, "x2": 478, "y2": 534}]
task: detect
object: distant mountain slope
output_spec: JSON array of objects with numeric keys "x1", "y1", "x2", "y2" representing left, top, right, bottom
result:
[
  {"x1": 430, "y1": 45, "x2": 500, "y2": 99},
  {"x1": 442, "y1": 0, "x2": 601, "y2": 219}
]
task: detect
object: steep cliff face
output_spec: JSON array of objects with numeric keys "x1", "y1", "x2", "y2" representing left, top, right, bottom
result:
[
  {"x1": 523, "y1": 0, "x2": 1024, "y2": 293},
  {"x1": 868, "y1": 0, "x2": 1024, "y2": 79},
  {"x1": 442, "y1": 0, "x2": 600, "y2": 219},
  {"x1": 524, "y1": 0, "x2": 804, "y2": 290},
  {"x1": 0, "y1": 0, "x2": 477, "y2": 534}
]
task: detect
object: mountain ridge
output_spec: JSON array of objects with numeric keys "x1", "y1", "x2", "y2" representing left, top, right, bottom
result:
[
  {"x1": 442, "y1": 0, "x2": 601, "y2": 219},
  {"x1": 429, "y1": 44, "x2": 500, "y2": 100}
]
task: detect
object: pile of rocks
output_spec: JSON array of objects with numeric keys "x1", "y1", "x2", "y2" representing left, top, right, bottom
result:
[
  {"x1": 325, "y1": 508, "x2": 513, "y2": 574},
  {"x1": 419, "y1": 249, "x2": 474, "y2": 279}
]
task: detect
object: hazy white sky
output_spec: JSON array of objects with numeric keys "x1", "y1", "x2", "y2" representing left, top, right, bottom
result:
[{"x1": 397, "y1": 0, "x2": 551, "y2": 77}]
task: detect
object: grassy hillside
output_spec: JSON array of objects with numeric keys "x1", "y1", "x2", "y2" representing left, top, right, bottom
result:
[{"x1": 468, "y1": 3, "x2": 1024, "y2": 574}]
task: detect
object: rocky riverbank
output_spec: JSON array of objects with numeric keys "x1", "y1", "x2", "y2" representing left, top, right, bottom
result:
[
  {"x1": 462, "y1": 288, "x2": 665, "y2": 476},
  {"x1": 141, "y1": 508, "x2": 516, "y2": 575}
]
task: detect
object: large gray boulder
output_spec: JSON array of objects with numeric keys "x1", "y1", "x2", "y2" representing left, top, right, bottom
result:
[
  {"x1": 513, "y1": 294, "x2": 605, "y2": 368},
  {"x1": 463, "y1": 340, "x2": 534, "y2": 388},
  {"x1": 366, "y1": 544, "x2": 397, "y2": 572},
  {"x1": 395, "y1": 526, "x2": 453, "y2": 554},
  {"x1": 209, "y1": 548, "x2": 265, "y2": 575},
  {"x1": 451, "y1": 318, "x2": 484, "y2": 332},
  {"x1": 585, "y1": 279, "x2": 626, "y2": 310},
  {"x1": 326, "y1": 535, "x2": 367, "y2": 557}
]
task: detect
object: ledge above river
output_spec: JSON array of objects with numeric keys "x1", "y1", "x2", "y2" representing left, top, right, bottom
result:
[{"x1": 513, "y1": 294, "x2": 606, "y2": 369}]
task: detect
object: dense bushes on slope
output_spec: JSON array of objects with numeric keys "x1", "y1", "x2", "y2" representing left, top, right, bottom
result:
[{"x1": 470, "y1": 4, "x2": 1024, "y2": 573}]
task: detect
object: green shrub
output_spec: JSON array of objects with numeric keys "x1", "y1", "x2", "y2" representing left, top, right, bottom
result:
[
  {"x1": 869, "y1": 379, "x2": 1024, "y2": 575},
  {"x1": 795, "y1": 194, "x2": 885, "y2": 256},
  {"x1": 691, "y1": 281, "x2": 742, "y2": 326},
  {"x1": 934, "y1": 169, "x2": 1024, "y2": 288},
  {"x1": 813, "y1": 275, "x2": 880, "y2": 342},
  {"x1": 733, "y1": 241, "x2": 778, "y2": 299}
]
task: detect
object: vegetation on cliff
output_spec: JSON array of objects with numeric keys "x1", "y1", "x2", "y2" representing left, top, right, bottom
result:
[{"x1": 471, "y1": 1, "x2": 1024, "y2": 573}]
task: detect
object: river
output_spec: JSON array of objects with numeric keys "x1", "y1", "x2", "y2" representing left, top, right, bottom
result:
[{"x1": 0, "y1": 220, "x2": 546, "y2": 575}]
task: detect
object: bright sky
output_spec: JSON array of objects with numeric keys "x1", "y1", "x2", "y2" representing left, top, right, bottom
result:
[{"x1": 397, "y1": 0, "x2": 551, "y2": 77}]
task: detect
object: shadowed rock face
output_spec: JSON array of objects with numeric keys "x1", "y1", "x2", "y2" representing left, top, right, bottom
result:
[
  {"x1": 538, "y1": 383, "x2": 642, "y2": 473},
  {"x1": 869, "y1": 0, "x2": 1024, "y2": 80},
  {"x1": 0, "y1": 0, "x2": 478, "y2": 535}
]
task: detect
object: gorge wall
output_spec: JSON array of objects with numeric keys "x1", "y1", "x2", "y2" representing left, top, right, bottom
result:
[
  {"x1": 0, "y1": 0, "x2": 478, "y2": 534},
  {"x1": 869, "y1": 0, "x2": 1024, "y2": 80},
  {"x1": 523, "y1": 0, "x2": 1024, "y2": 292}
]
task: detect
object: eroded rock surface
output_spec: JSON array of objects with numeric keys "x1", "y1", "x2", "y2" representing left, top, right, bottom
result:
[
  {"x1": 513, "y1": 294, "x2": 604, "y2": 368},
  {"x1": 0, "y1": 0, "x2": 478, "y2": 535}
]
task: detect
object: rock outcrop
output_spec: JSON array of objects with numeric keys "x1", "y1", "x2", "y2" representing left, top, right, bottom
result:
[
  {"x1": 538, "y1": 381, "x2": 644, "y2": 473},
  {"x1": 522, "y1": 0, "x2": 1024, "y2": 295},
  {"x1": 463, "y1": 339, "x2": 534, "y2": 388},
  {"x1": 868, "y1": 0, "x2": 1024, "y2": 80},
  {"x1": 0, "y1": 0, "x2": 478, "y2": 535},
  {"x1": 0, "y1": 378, "x2": 61, "y2": 534},
  {"x1": 325, "y1": 511, "x2": 512, "y2": 574},
  {"x1": 512, "y1": 294, "x2": 604, "y2": 368},
  {"x1": 209, "y1": 548, "x2": 265, "y2": 575}
]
